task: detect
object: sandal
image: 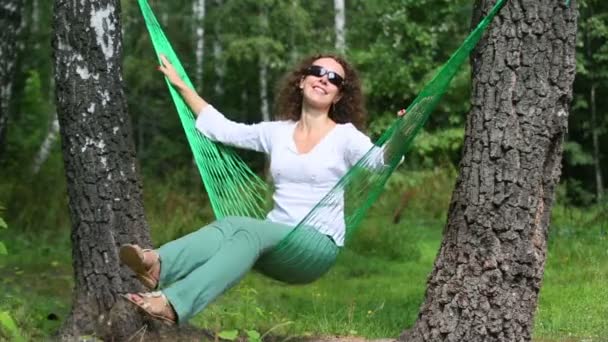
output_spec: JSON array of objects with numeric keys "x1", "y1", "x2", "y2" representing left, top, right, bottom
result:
[
  {"x1": 120, "y1": 244, "x2": 160, "y2": 290},
  {"x1": 122, "y1": 291, "x2": 177, "y2": 325}
]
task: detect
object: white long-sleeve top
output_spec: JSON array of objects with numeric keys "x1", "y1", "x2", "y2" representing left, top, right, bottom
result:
[{"x1": 195, "y1": 105, "x2": 383, "y2": 246}]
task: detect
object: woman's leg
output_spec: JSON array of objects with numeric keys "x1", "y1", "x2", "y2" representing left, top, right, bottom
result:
[
  {"x1": 156, "y1": 219, "x2": 237, "y2": 286},
  {"x1": 162, "y1": 217, "x2": 291, "y2": 323}
]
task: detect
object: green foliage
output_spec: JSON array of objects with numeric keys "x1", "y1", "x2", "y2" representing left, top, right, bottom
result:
[
  {"x1": 2, "y1": 70, "x2": 55, "y2": 174},
  {"x1": 0, "y1": 209, "x2": 25, "y2": 342},
  {"x1": 563, "y1": 141, "x2": 594, "y2": 166},
  {"x1": 0, "y1": 206, "x2": 8, "y2": 256},
  {"x1": 0, "y1": 311, "x2": 25, "y2": 342},
  {"x1": 0, "y1": 152, "x2": 69, "y2": 234},
  {"x1": 566, "y1": 0, "x2": 608, "y2": 203},
  {"x1": 217, "y1": 329, "x2": 239, "y2": 340}
]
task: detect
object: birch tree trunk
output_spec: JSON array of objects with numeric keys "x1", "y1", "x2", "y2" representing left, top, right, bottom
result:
[
  {"x1": 259, "y1": 8, "x2": 270, "y2": 121},
  {"x1": 193, "y1": 0, "x2": 205, "y2": 93},
  {"x1": 334, "y1": 0, "x2": 346, "y2": 54},
  {"x1": 32, "y1": 112, "x2": 59, "y2": 174},
  {"x1": 590, "y1": 83, "x2": 603, "y2": 202},
  {"x1": 400, "y1": 1, "x2": 578, "y2": 341},
  {"x1": 259, "y1": 58, "x2": 270, "y2": 121},
  {"x1": 53, "y1": 0, "x2": 154, "y2": 338},
  {"x1": 0, "y1": 0, "x2": 24, "y2": 158},
  {"x1": 582, "y1": 4, "x2": 603, "y2": 203},
  {"x1": 213, "y1": 0, "x2": 225, "y2": 98}
]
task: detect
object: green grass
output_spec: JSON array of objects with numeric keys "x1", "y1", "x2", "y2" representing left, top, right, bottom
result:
[
  {"x1": 188, "y1": 219, "x2": 440, "y2": 339},
  {"x1": 1, "y1": 170, "x2": 606, "y2": 340},
  {"x1": 534, "y1": 207, "x2": 608, "y2": 340},
  {"x1": 0, "y1": 231, "x2": 72, "y2": 340}
]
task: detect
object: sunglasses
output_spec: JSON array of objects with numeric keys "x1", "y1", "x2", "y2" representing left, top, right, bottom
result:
[{"x1": 304, "y1": 65, "x2": 345, "y2": 88}]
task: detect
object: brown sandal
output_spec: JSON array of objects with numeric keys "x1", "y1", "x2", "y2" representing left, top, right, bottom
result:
[
  {"x1": 122, "y1": 291, "x2": 177, "y2": 325},
  {"x1": 119, "y1": 244, "x2": 160, "y2": 290}
]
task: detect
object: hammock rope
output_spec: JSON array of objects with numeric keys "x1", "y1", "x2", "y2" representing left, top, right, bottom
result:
[{"x1": 137, "y1": 0, "x2": 506, "y2": 283}]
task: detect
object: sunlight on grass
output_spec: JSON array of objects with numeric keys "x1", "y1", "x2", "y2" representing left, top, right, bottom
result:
[
  {"x1": 534, "y1": 209, "x2": 608, "y2": 340},
  {"x1": 1, "y1": 176, "x2": 606, "y2": 340},
  {"x1": 190, "y1": 219, "x2": 443, "y2": 338}
]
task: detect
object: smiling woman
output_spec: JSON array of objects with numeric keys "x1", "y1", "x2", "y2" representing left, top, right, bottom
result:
[{"x1": 121, "y1": 52, "x2": 380, "y2": 325}]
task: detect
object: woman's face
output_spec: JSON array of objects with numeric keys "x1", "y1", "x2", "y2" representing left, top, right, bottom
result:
[{"x1": 299, "y1": 57, "x2": 345, "y2": 110}]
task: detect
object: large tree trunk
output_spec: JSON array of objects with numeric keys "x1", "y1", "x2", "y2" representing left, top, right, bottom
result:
[
  {"x1": 0, "y1": 0, "x2": 24, "y2": 159},
  {"x1": 53, "y1": 0, "x2": 154, "y2": 339},
  {"x1": 400, "y1": 1, "x2": 578, "y2": 341}
]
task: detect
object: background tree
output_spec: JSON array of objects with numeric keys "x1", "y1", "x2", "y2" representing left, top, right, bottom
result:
[
  {"x1": 53, "y1": 0, "x2": 153, "y2": 338},
  {"x1": 400, "y1": 0, "x2": 578, "y2": 341},
  {"x1": 565, "y1": 0, "x2": 607, "y2": 203},
  {"x1": 334, "y1": 0, "x2": 346, "y2": 54},
  {"x1": 0, "y1": 0, "x2": 24, "y2": 158},
  {"x1": 193, "y1": 0, "x2": 206, "y2": 93}
]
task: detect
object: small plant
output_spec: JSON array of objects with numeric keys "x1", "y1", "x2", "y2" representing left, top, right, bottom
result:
[
  {"x1": 0, "y1": 207, "x2": 25, "y2": 342},
  {"x1": 217, "y1": 329, "x2": 239, "y2": 341},
  {"x1": 0, "y1": 211, "x2": 7, "y2": 256}
]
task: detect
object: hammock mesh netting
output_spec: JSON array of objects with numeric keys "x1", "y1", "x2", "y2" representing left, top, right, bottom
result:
[{"x1": 137, "y1": 0, "x2": 506, "y2": 283}]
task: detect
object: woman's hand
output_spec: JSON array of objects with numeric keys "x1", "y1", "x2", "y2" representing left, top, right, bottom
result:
[
  {"x1": 157, "y1": 54, "x2": 187, "y2": 90},
  {"x1": 156, "y1": 54, "x2": 208, "y2": 115}
]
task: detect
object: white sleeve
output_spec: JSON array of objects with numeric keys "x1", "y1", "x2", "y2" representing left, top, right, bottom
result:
[
  {"x1": 195, "y1": 105, "x2": 273, "y2": 154},
  {"x1": 344, "y1": 124, "x2": 385, "y2": 168}
]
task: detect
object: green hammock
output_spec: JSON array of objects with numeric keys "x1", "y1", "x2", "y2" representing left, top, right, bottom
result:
[{"x1": 138, "y1": 0, "x2": 506, "y2": 284}]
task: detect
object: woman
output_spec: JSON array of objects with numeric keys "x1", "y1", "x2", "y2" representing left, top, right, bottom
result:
[{"x1": 122, "y1": 53, "x2": 402, "y2": 325}]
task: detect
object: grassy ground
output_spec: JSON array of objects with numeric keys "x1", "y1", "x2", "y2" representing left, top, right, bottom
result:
[
  {"x1": 0, "y1": 167, "x2": 606, "y2": 340},
  {"x1": 1, "y1": 207, "x2": 606, "y2": 341}
]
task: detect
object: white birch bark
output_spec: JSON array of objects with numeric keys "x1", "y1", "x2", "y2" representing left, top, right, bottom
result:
[
  {"x1": 0, "y1": 0, "x2": 24, "y2": 155},
  {"x1": 213, "y1": 0, "x2": 225, "y2": 97},
  {"x1": 32, "y1": 0, "x2": 40, "y2": 35},
  {"x1": 193, "y1": 0, "x2": 205, "y2": 92},
  {"x1": 590, "y1": 83, "x2": 604, "y2": 202},
  {"x1": 259, "y1": 58, "x2": 270, "y2": 121},
  {"x1": 259, "y1": 9, "x2": 270, "y2": 121},
  {"x1": 32, "y1": 112, "x2": 59, "y2": 174},
  {"x1": 290, "y1": 0, "x2": 299, "y2": 62},
  {"x1": 334, "y1": 0, "x2": 346, "y2": 53}
]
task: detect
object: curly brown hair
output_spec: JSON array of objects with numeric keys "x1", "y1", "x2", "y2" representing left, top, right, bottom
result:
[{"x1": 272, "y1": 54, "x2": 367, "y2": 129}]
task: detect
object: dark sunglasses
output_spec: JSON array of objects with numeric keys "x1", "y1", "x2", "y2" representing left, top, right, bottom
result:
[{"x1": 304, "y1": 65, "x2": 345, "y2": 88}]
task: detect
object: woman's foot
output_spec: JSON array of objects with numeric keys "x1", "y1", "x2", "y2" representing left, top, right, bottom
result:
[
  {"x1": 120, "y1": 244, "x2": 161, "y2": 290},
  {"x1": 123, "y1": 291, "x2": 177, "y2": 325}
]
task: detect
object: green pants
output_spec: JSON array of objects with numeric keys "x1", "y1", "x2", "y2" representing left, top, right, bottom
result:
[{"x1": 157, "y1": 216, "x2": 338, "y2": 323}]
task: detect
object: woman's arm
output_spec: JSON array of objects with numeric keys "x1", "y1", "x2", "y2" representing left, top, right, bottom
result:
[
  {"x1": 346, "y1": 109, "x2": 407, "y2": 168},
  {"x1": 157, "y1": 55, "x2": 208, "y2": 116},
  {"x1": 156, "y1": 55, "x2": 274, "y2": 153}
]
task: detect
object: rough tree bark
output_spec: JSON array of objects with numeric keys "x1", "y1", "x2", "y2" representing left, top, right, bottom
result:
[
  {"x1": 400, "y1": 1, "x2": 577, "y2": 341},
  {"x1": 0, "y1": 0, "x2": 24, "y2": 158},
  {"x1": 53, "y1": 0, "x2": 154, "y2": 339}
]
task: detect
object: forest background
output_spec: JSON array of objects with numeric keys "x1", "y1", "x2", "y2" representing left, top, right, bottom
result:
[{"x1": 0, "y1": 0, "x2": 606, "y2": 340}]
